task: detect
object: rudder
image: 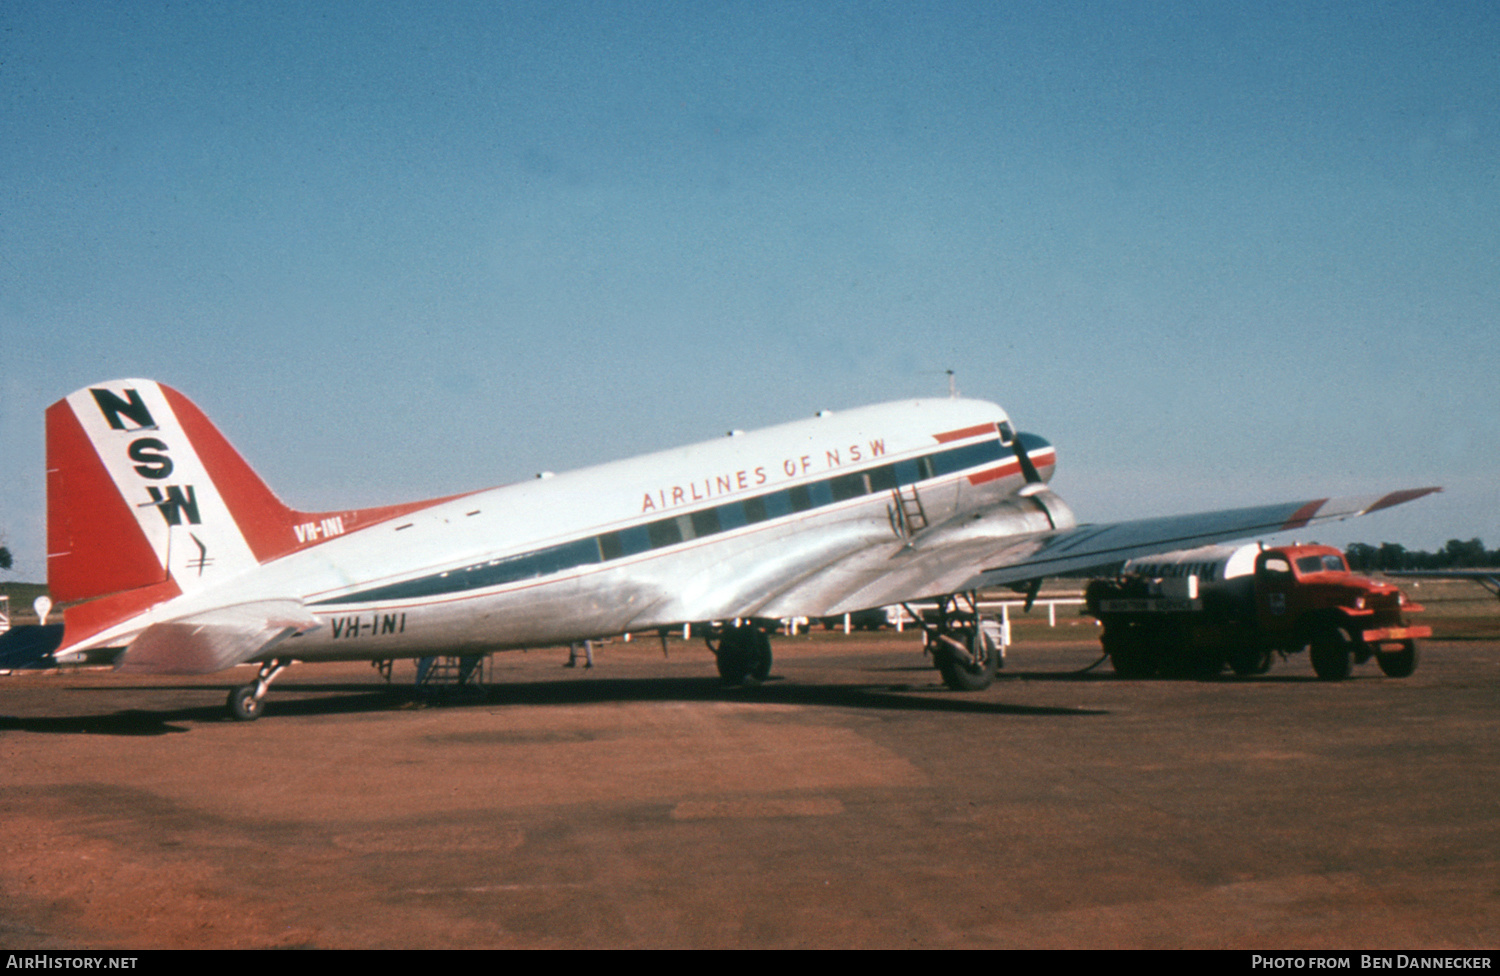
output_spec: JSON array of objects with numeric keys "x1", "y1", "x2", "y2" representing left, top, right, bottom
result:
[{"x1": 47, "y1": 380, "x2": 275, "y2": 605}]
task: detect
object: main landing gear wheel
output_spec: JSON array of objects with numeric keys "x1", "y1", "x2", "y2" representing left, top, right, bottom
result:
[
  {"x1": 934, "y1": 626, "x2": 999, "y2": 691},
  {"x1": 1309, "y1": 629, "x2": 1355, "y2": 681},
  {"x1": 918, "y1": 593, "x2": 1002, "y2": 692},
  {"x1": 711, "y1": 624, "x2": 773, "y2": 686},
  {"x1": 1376, "y1": 639, "x2": 1419, "y2": 678}
]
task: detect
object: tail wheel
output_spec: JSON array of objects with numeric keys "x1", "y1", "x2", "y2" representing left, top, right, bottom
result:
[
  {"x1": 1310, "y1": 628, "x2": 1355, "y2": 681},
  {"x1": 228, "y1": 685, "x2": 263, "y2": 721},
  {"x1": 1376, "y1": 640, "x2": 1419, "y2": 678}
]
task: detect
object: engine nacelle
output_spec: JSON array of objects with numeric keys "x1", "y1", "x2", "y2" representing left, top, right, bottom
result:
[{"x1": 915, "y1": 487, "x2": 1076, "y2": 551}]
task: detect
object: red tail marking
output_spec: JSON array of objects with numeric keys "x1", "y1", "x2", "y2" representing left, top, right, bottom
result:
[{"x1": 46, "y1": 400, "x2": 166, "y2": 604}]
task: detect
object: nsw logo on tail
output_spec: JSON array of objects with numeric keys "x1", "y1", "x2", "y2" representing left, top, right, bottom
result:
[
  {"x1": 48, "y1": 379, "x2": 465, "y2": 657},
  {"x1": 47, "y1": 380, "x2": 265, "y2": 606}
]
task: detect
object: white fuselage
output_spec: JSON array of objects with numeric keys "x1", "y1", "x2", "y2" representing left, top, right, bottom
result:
[{"x1": 86, "y1": 398, "x2": 1057, "y2": 662}]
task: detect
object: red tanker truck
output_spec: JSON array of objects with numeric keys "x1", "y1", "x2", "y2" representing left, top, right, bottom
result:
[{"x1": 1085, "y1": 543, "x2": 1429, "y2": 680}]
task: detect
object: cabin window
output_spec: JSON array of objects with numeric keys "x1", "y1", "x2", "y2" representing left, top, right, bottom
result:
[
  {"x1": 742, "y1": 496, "x2": 768, "y2": 524},
  {"x1": 762, "y1": 491, "x2": 793, "y2": 520},
  {"x1": 830, "y1": 472, "x2": 866, "y2": 502},
  {"x1": 691, "y1": 508, "x2": 721, "y2": 538},
  {"x1": 867, "y1": 464, "x2": 898, "y2": 492},
  {"x1": 716, "y1": 501, "x2": 749, "y2": 531},
  {"x1": 647, "y1": 518, "x2": 682, "y2": 549}
]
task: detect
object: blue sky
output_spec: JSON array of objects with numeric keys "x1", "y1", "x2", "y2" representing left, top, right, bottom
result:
[{"x1": 2, "y1": 2, "x2": 1496, "y2": 581}]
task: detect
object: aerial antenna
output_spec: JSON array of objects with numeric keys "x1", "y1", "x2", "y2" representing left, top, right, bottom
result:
[{"x1": 947, "y1": 370, "x2": 958, "y2": 399}]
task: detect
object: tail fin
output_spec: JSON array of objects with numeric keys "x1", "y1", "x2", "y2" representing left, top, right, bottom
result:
[
  {"x1": 47, "y1": 379, "x2": 461, "y2": 613},
  {"x1": 47, "y1": 380, "x2": 291, "y2": 605}
]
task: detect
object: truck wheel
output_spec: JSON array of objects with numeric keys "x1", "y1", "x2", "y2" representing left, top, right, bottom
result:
[
  {"x1": 1376, "y1": 640, "x2": 1418, "y2": 678},
  {"x1": 1228, "y1": 647, "x2": 1273, "y2": 677},
  {"x1": 1102, "y1": 627, "x2": 1154, "y2": 678},
  {"x1": 1310, "y1": 629, "x2": 1354, "y2": 681}
]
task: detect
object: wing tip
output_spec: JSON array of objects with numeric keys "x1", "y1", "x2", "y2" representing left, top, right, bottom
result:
[{"x1": 1364, "y1": 486, "x2": 1443, "y2": 515}]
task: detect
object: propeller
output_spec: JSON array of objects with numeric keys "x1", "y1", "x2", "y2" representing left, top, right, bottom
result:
[{"x1": 999, "y1": 421, "x2": 1043, "y2": 485}]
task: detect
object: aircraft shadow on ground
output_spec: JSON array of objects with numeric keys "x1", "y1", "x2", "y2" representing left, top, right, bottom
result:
[
  {"x1": 0, "y1": 672, "x2": 1110, "y2": 734},
  {"x1": 872, "y1": 661, "x2": 1323, "y2": 683}
]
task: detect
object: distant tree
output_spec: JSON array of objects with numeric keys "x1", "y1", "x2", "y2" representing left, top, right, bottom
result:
[
  {"x1": 0, "y1": 545, "x2": 10, "y2": 571},
  {"x1": 1343, "y1": 538, "x2": 1499, "y2": 572},
  {"x1": 1377, "y1": 542, "x2": 1409, "y2": 571},
  {"x1": 1442, "y1": 538, "x2": 1487, "y2": 568},
  {"x1": 1345, "y1": 543, "x2": 1378, "y2": 572}
]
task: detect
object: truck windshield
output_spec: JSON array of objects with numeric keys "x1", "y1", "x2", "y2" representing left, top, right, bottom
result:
[{"x1": 1294, "y1": 554, "x2": 1348, "y2": 574}]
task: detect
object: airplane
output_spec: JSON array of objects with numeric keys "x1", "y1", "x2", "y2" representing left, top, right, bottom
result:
[
  {"x1": 43, "y1": 379, "x2": 1440, "y2": 720},
  {"x1": 1386, "y1": 569, "x2": 1500, "y2": 603}
]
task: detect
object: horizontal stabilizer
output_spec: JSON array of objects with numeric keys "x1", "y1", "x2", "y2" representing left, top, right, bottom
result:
[{"x1": 116, "y1": 600, "x2": 321, "y2": 675}]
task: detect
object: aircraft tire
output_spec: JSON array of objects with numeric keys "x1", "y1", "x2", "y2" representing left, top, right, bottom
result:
[
  {"x1": 1309, "y1": 628, "x2": 1354, "y2": 681},
  {"x1": 935, "y1": 627, "x2": 998, "y2": 691},
  {"x1": 228, "y1": 685, "x2": 263, "y2": 721},
  {"x1": 1376, "y1": 640, "x2": 1419, "y2": 678},
  {"x1": 716, "y1": 626, "x2": 773, "y2": 685}
]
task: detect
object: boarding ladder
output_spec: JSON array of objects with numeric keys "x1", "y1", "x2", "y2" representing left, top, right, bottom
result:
[
  {"x1": 414, "y1": 655, "x2": 486, "y2": 690},
  {"x1": 889, "y1": 485, "x2": 929, "y2": 543}
]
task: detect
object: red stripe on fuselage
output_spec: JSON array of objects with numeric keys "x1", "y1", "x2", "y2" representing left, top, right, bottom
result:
[
  {"x1": 933, "y1": 422, "x2": 997, "y2": 444},
  {"x1": 967, "y1": 461, "x2": 1018, "y2": 485},
  {"x1": 965, "y1": 448, "x2": 1056, "y2": 486}
]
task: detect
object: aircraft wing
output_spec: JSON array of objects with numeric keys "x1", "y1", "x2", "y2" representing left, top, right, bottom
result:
[
  {"x1": 112, "y1": 600, "x2": 322, "y2": 675},
  {"x1": 1386, "y1": 569, "x2": 1500, "y2": 600},
  {"x1": 819, "y1": 488, "x2": 1440, "y2": 614}
]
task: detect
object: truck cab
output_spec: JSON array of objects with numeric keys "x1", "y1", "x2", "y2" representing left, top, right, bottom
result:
[
  {"x1": 1086, "y1": 542, "x2": 1428, "y2": 681},
  {"x1": 1252, "y1": 544, "x2": 1428, "y2": 679}
]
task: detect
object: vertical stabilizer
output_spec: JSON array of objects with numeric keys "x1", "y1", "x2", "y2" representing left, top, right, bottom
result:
[
  {"x1": 47, "y1": 379, "x2": 467, "y2": 651},
  {"x1": 47, "y1": 380, "x2": 269, "y2": 605}
]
